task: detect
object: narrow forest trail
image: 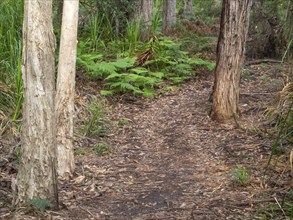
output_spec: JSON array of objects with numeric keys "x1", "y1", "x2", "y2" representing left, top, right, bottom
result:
[{"x1": 60, "y1": 64, "x2": 286, "y2": 220}]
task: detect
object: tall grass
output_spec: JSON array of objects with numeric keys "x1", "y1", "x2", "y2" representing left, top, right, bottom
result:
[
  {"x1": 125, "y1": 21, "x2": 140, "y2": 54},
  {"x1": 0, "y1": 0, "x2": 23, "y2": 123}
]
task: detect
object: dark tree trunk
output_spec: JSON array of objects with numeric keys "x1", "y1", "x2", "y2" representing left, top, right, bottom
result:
[{"x1": 211, "y1": 0, "x2": 253, "y2": 122}]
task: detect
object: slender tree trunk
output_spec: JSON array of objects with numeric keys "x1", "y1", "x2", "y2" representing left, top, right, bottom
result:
[
  {"x1": 183, "y1": 0, "x2": 194, "y2": 17},
  {"x1": 16, "y1": 0, "x2": 58, "y2": 206},
  {"x1": 162, "y1": 0, "x2": 176, "y2": 34},
  {"x1": 211, "y1": 0, "x2": 253, "y2": 122},
  {"x1": 55, "y1": 0, "x2": 79, "y2": 178}
]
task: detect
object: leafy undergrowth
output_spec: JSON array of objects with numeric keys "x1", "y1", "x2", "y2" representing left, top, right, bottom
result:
[{"x1": 77, "y1": 36, "x2": 215, "y2": 98}]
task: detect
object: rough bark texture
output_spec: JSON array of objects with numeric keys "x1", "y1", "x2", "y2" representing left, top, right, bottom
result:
[
  {"x1": 136, "y1": 0, "x2": 153, "y2": 41},
  {"x1": 162, "y1": 0, "x2": 176, "y2": 33},
  {"x1": 136, "y1": 0, "x2": 152, "y2": 26},
  {"x1": 16, "y1": 0, "x2": 58, "y2": 205},
  {"x1": 211, "y1": 0, "x2": 253, "y2": 122},
  {"x1": 55, "y1": 0, "x2": 79, "y2": 178},
  {"x1": 183, "y1": 0, "x2": 194, "y2": 17}
]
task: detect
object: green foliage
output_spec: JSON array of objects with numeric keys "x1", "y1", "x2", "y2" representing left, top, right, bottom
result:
[
  {"x1": 91, "y1": 142, "x2": 111, "y2": 155},
  {"x1": 74, "y1": 148, "x2": 86, "y2": 156},
  {"x1": 0, "y1": 0, "x2": 23, "y2": 125},
  {"x1": 125, "y1": 21, "x2": 140, "y2": 54},
  {"x1": 228, "y1": 167, "x2": 250, "y2": 186},
  {"x1": 145, "y1": 37, "x2": 215, "y2": 84},
  {"x1": 26, "y1": 198, "x2": 51, "y2": 214},
  {"x1": 194, "y1": 0, "x2": 221, "y2": 24},
  {"x1": 118, "y1": 118, "x2": 129, "y2": 126},
  {"x1": 79, "y1": 0, "x2": 139, "y2": 41},
  {"x1": 151, "y1": 0, "x2": 163, "y2": 34},
  {"x1": 256, "y1": 192, "x2": 293, "y2": 219},
  {"x1": 81, "y1": 99, "x2": 108, "y2": 137},
  {"x1": 78, "y1": 36, "x2": 215, "y2": 98},
  {"x1": 181, "y1": 35, "x2": 218, "y2": 54}
]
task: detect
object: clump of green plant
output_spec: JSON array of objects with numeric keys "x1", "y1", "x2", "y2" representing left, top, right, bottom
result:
[
  {"x1": 77, "y1": 48, "x2": 163, "y2": 98},
  {"x1": 78, "y1": 0, "x2": 139, "y2": 43},
  {"x1": 0, "y1": 0, "x2": 24, "y2": 126},
  {"x1": 91, "y1": 142, "x2": 111, "y2": 155},
  {"x1": 125, "y1": 21, "x2": 140, "y2": 54},
  {"x1": 77, "y1": 37, "x2": 215, "y2": 98},
  {"x1": 80, "y1": 98, "x2": 109, "y2": 137},
  {"x1": 74, "y1": 148, "x2": 87, "y2": 156},
  {"x1": 26, "y1": 198, "x2": 51, "y2": 214},
  {"x1": 118, "y1": 118, "x2": 129, "y2": 126},
  {"x1": 256, "y1": 194, "x2": 293, "y2": 219},
  {"x1": 228, "y1": 167, "x2": 250, "y2": 186},
  {"x1": 145, "y1": 37, "x2": 215, "y2": 83}
]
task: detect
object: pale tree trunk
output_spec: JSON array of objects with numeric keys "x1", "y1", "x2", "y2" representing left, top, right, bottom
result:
[
  {"x1": 162, "y1": 0, "x2": 176, "y2": 33},
  {"x1": 183, "y1": 0, "x2": 194, "y2": 17},
  {"x1": 16, "y1": 0, "x2": 58, "y2": 206},
  {"x1": 136, "y1": 0, "x2": 153, "y2": 40},
  {"x1": 136, "y1": 0, "x2": 153, "y2": 27},
  {"x1": 55, "y1": 0, "x2": 79, "y2": 178},
  {"x1": 211, "y1": 0, "x2": 253, "y2": 122}
]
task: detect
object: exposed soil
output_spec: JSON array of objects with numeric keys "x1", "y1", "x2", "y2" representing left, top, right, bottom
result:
[{"x1": 1, "y1": 62, "x2": 292, "y2": 219}]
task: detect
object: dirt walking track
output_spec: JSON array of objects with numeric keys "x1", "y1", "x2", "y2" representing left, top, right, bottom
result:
[
  {"x1": 55, "y1": 64, "x2": 286, "y2": 220},
  {"x1": 1, "y1": 64, "x2": 283, "y2": 219}
]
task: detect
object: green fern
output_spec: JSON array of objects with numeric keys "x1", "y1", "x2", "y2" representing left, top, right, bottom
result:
[
  {"x1": 93, "y1": 61, "x2": 117, "y2": 75},
  {"x1": 78, "y1": 37, "x2": 215, "y2": 98},
  {"x1": 187, "y1": 58, "x2": 216, "y2": 71},
  {"x1": 131, "y1": 67, "x2": 149, "y2": 75},
  {"x1": 148, "y1": 71, "x2": 165, "y2": 79},
  {"x1": 108, "y1": 81, "x2": 140, "y2": 93},
  {"x1": 113, "y1": 57, "x2": 135, "y2": 69}
]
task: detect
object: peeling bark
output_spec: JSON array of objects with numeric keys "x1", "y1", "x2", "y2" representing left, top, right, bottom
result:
[{"x1": 16, "y1": 0, "x2": 58, "y2": 206}]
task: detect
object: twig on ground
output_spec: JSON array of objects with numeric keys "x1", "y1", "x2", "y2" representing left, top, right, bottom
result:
[{"x1": 274, "y1": 196, "x2": 289, "y2": 220}]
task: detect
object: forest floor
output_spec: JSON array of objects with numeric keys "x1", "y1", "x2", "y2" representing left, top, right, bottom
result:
[{"x1": 1, "y1": 62, "x2": 292, "y2": 220}]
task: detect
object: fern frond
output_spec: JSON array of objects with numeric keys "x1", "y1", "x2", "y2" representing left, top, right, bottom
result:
[
  {"x1": 113, "y1": 57, "x2": 136, "y2": 69},
  {"x1": 149, "y1": 72, "x2": 165, "y2": 79},
  {"x1": 79, "y1": 53, "x2": 103, "y2": 61},
  {"x1": 105, "y1": 73, "x2": 121, "y2": 80},
  {"x1": 93, "y1": 62, "x2": 117, "y2": 74},
  {"x1": 131, "y1": 67, "x2": 149, "y2": 75},
  {"x1": 187, "y1": 58, "x2": 216, "y2": 70},
  {"x1": 110, "y1": 81, "x2": 141, "y2": 93}
]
